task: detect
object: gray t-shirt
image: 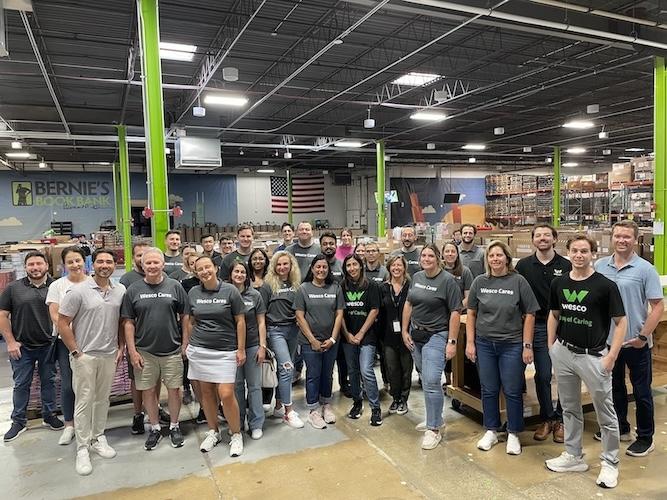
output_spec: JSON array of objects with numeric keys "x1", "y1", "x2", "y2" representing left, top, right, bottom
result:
[
  {"x1": 119, "y1": 269, "x2": 169, "y2": 288},
  {"x1": 407, "y1": 270, "x2": 462, "y2": 332},
  {"x1": 59, "y1": 280, "x2": 126, "y2": 356},
  {"x1": 121, "y1": 278, "x2": 190, "y2": 356},
  {"x1": 391, "y1": 248, "x2": 421, "y2": 276},
  {"x1": 366, "y1": 264, "x2": 389, "y2": 283},
  {"x1": 328, "y1": 258, "x2": 343, "y2": 284},
  {"x1": 460, "y1": 245, "x2": 485, "y2": 278},
  {"x1": 445, "y1": 266, "x2": 474, "y2": 300},
  {"x1": 163, "y1": 254, "x2": 183, "y2": 276},
  {"x1": 294, "y1": 282, "x2": 345, "y2": 344},
  {"x1": 287, "y1": 242, "x2": 321, "y2": 281},
  {"x1": 188, "y1": 282, "x2": 245, "y2": 351},
  {"x1": 468, "y1": 272, "x2": 540, "y2": 342},
  {"x1": 241, "y1": 287, "x2": 266, "y2": 348},
  {"x1": 262, "y1": 281, "x2": 297, "y2": 326},
  {"x1": 219, "y1": 250, "x2": 251, "y2": 281}
]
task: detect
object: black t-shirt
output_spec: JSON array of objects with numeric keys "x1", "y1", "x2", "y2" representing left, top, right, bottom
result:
[
  {"x1": 342, "y1": 280, "x2": 381, "y2": 346},
  {"x1": 379, "y1": 281, "x2": 409, "y2": 348},
  {"x1": 516, "y1": 252, "x2": 571, "y2": 321},
  {"x1": 0, "y1": 277, "x2": 54, "y2": 348},
  {"x1": 549, "y1": 272, "x2": 625, "y2": 349},
  {"x1": 180, "y1": 276, "x2": 200, "y2": 294}
]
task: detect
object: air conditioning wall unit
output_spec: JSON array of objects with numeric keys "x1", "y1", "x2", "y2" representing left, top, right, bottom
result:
[{"x1": 175, "y1": 137, "x2": 222, "y2": 170}]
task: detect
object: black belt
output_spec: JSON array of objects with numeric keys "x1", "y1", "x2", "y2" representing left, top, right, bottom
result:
[{"x1": 557, "y1": 338, "x2": 605, "y2": 357}]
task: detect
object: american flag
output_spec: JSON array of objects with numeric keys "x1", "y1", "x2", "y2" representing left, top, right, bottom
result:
[{"x1": 271, "y1": 176, "x2": 325, "y2": 213}]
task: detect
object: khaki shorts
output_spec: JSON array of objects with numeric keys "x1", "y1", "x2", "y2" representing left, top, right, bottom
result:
[{"x1": 135, "y1": 351, "x2": 183, "y2": 391}]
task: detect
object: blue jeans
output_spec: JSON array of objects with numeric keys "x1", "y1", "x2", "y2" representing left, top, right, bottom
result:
[
  {"x1": 268, "y1": 324, "x2": 299, "y2": 406},
  {"x1": 411, "y1": 331, "x2": 447, "y2": 429},
  {"x1": 235, "y1": 345, "x2": 265, "y2": 431},
  {"x1": 56, "y1": 338, "x2": 74, "y2": 422},
  {"x1": 533, "y1": 322, "x2": 561, "y2": 422},
  {"x1": 10, "y1": 343, "x2": 57, "y2": 425},
  {"x1": 612, "y1": 344, "x2": 654, "y2": 438},
  {"x1": 475, "y1": 336, "x2": 525, "y2": 433},
  {"x1": 343, "y1": 343, "x2": 380, "y2": 409},
  {"x1": 302, "y1": 342, "x2": 340, "y2": 410}
]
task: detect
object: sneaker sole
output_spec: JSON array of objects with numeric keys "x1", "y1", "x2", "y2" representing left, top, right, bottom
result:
[
  {"x1": 347, "y1": 414, "x2": 361, "y2": 420},
  {"x1": 596, "y1": 479, "x2": 617, "y2": 489},
  {"x1": 388, "y1": 409, "x2": 398, "y2": 414},
  {"x1": 3, "y1": 427, "x2": 27, "y2": 442},
  {"x1": 370, "y1": 421, "x2": 383, "y2": 426},
  {"x1": 144, "y1": 436, "x2": 162, "y2": 450},
  {"x1": 626, "y1": 442, "x2": 655, "y2": 457},
  {"x1": 545, "y1": 463, "x2": 589, "y2": 473},
  {"x1": 171, "y1": 440, "x2": 185, "y2": 448},
  {"x1": 477, "y1": 440, "x2": 498, "y2": 451},
  {"x1": 396, "y1": 409, "x2": 408, "y2": 415},
  {"x1": 131, "y1": 428, "x2": 146, "y2": 435},
  {"x1": 421, "y1": 437, "x2": 442, "y2": 450}
]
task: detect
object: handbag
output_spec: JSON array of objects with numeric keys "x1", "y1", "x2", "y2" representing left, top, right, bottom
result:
[
  {"x1": 261, "y1": 347, "x2": 278, "y2": 388},
  {"x1": 411, "y1": 328, "x2": 433, "y2": 345}
]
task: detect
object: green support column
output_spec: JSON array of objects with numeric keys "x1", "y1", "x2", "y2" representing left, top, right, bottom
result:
[
  {"x1": 112, "y1": 162, "x2": 122, "y2": 231},
  {"x1": 654, "y1": 56, "x2": 667, "y2": 274},
  {"x1": 117, "y1": 125, "x2": 133, "y2": 272},
  {"x1": 552, "y1": 146, "x2": 561, "y2": 227},
  {"x1": 138, "y1": 0, "x2": 169, "y2": 250},
  {"x1": 376, "y1": 140, "x2": 386, "y2": 237},
  {"x1": 287, "y1": 169, "x2": 293, "y2": 224}
]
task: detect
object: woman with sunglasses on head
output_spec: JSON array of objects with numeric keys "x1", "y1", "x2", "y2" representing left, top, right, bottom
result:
[{"x1": 402, "y1": 244, "x2": 462, "y2": 450}]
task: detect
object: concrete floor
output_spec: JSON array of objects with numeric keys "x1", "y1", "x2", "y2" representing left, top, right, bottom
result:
[{"x1": 1, "y1": 347, "x2": 666, "y2": 500}]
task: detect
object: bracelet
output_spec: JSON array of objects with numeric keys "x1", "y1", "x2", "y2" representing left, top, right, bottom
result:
[{"x1": 329, "y1": 337, "x2": 336, "y2": 344}]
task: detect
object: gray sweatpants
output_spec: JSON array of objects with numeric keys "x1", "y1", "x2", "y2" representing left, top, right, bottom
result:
[{"x1": 550, "y1": 341, "x2": 620, "y2": 466}]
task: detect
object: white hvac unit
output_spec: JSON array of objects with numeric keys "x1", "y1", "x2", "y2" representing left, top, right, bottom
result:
[{"x1": 175, "y1": 137, "x2": 222, "y2": 170}]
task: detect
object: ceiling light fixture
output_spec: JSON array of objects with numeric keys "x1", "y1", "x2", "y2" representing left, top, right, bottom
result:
[
  {"x1": 426, "y1": 143, "x2": 436, "y2": 150},
  {"x1": 625, "y1": 147, "x2": 645, "y2": 152},
  {"x1": 335, "y1": 140, "x2": 364, "y2": 148},
  {"x1": 562, "y1": 120, "x2": 595, "y2": 129},
  {"x1": 410, "y1": 111, "x2": 447, "y2": 121},
  {"x1": 203, "y1": 94, "x2": 248, "y2": 106},
  {"x1": 348, "y1": 162, "x2": 354, "y2": 168},
  {"x1": 462, "y1": 144, "x2": 486, "y2": 150},
  {"x1": 284, "y1": 151, "x2": 292, "y2": 159},
  {"x1": 239, "y1": 149, "x2": 244, "y2": 156},
  {"x1": 618, "y1": 156, "x2": 634, "y2": 160},
  {"x1": 562, "y1": 162, "x2": 579, "y2": 167},
  {"x1": 523, "y1": 146, "x2": 532, "y2": 153},
  {"x1": 5, "y1": 152, "x2": 31, "y2": 159},
  {"x1": 159, "y1": 42, "x2": 197, "y2": 61},
  {"x1": 598, "y1": 131, "x2": 608, "y2": 139},
  {"x1": 364, "y1": 107, "x2": 375, "y2": 129},
  {"x1": 39, "y1": 160, "x2": 47, "y2": 169},
  {"x1": 566, "y1": 147, "x2": 586, "y2": 154},
  {"x1": 468, "y1": 157, "x2": 476, "y2": 163},
  {"x1": 392, "y1": 72, "x2": 441, "y2": 86},
  {"x1": 494, "y1": 127, "x2": 505, "y2": 135},
  {"x1": 11, "y1": 141, "x2": 22, "y2": 149},
  {"x1": 262, "y1": 160, "x2": 269, "y2": 166},
  {"x1": 602, "y1": 149, "x2": 612, "y2": 155},
  {"x1": 257, "y1": 169, "x2": 275, "y2": 174}
]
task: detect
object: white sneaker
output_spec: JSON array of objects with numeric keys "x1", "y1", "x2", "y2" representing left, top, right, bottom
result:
[
  {"x1": 58, "y1": 426, "x2": 75, "y2": 445},
  {"x1": 321, "y1": 404, "x2": 336, "y2": 424},
  {"x1": 476, "y1": 430, "x2": 499, "y2": 451},
  {"x1": 284, "y1": 410, "x2": 305, "y2": 429},
  {"x1": 273, "y1": 406, "x2": 286, "y2": 419},
  {"x1": 545, "y1": 451, "x2": 589, "y2": 473},
  {"x1": 75, "y1": 448, "x2": 92, "y2": 476},
  {"x1": 506, "y1": 432, "x2": 521, "y2": 455},
  {"x1": 90, "y1": 435, "x2": 116, "y2": 459},
  {"x1": 229, "y1": 432, "x2": 243, "y2": 457},
  {"x1": 308, "y1": 410, "x2": 327, "y2": 429},
  {"x1": 421, "y1": 430, "x2": 442, "y2": 450},
  {"x1": 262, "y1": 403, "x2": 272, "y2": 412},
  {"x1": 200, "y1": 429, "x2": 221, "y2": 452},
  {"x1": 596, "y1": 461, "x2": 618, "y2": 489},
  {"x1": 250, "y1": 428, "x2": 263, "y2": 440}
]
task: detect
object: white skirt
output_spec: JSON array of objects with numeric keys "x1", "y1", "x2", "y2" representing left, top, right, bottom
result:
[{"x1": 186, "y1": 344, "x2": 237, "y2": 384}]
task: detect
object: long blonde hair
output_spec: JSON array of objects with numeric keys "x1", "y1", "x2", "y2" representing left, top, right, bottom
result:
[{"x1": 265, "y1": 251, "x2": 301, "y2": 292}]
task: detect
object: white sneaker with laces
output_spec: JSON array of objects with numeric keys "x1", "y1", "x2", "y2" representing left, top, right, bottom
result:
[
  {"x1": 273, "y1": 406, "x2": 286, "y2": 419},
  {"x1": 596, "y1": 461, "x2": 618, "y2": 489},
  {"x1": 506, "y1": 432, "x2": 521, "y2": 455},
  {"x1": 421, "y1": 429, "x2": 442, "y2": 450},
  {"x1": 321, "y1": 404, "x2": 336, "y2": 424},
  {"x1": 200, "y1": 429, "x2": 221, "y2": 452},
  {"x1": 284, "y1": 410, "x2": 305, "y2": 429},
  {"x1": 476, "y1": 430, "x2": 499, "y2": 451},
  {"x1": 91, "y1": 435, "x2": 116, "y2": 459},
  {"x1": 415, "y1": 421, "x2": 427, "y2": 432},
  {"x1": 308, "y1": 410, "x2": 327, "y2": 429},
  {"x1": 229, "y1": 432, "x2": 244, "y2": 457},
  {"x1": 58, "y1": 426, "x2": 75, "y2": 445},
  {"x1": 75, "y1": 448, "x2": 92, "y2": 476},
  {"x1": 251, "y1": 429, "x2": 263, "y2": 440},
  {"x1": 545, "y1": 451, "x2": 589, "y2": 472}
]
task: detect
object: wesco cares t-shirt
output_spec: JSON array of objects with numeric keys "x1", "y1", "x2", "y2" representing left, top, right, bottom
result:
[
  {"x1": 262, "y1": 281, "x2": 297, "y2": 326},
  {"x1": 241, "y1": 286, "x2": 266, "y2": 348},
  {"x1": 407, "y1": 270, "x2": 462, "y2": 332},
  {"x1": 188, "y1": 281, "x2": 245, "y2": 351},
  {"x1": 294, "y1": 281, "x2": 345, "y2": 343}
]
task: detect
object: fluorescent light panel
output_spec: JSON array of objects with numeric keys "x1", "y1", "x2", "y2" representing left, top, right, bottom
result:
[
  {"x1": 11, "y1": 141, "x2": 22, "y2": 149},
  {"x1": 410, "y1": 111, "x2": 447, "y2": 121},
  {"x1": 336, "y1": 140, "x2": 363, "y2": 148},
  {"x1": 462, "y1": 144, "x2": 486, "y2": 150},
  {"x1": 391, "y1": 72, "x2": 441, "y2": 86},
  {"x1": 257, "y1": 169, "x2": 275, "y2": 173},
  {"x1": 625, "y1": 147, "x2": 645, "y2": 152},
  {"x1": 203, "y1": 94, "x2": 248, "y2": 106},
  {"x1": 159, "y1": 42, "x2": 197, "y2": 61},
  {"x1": 562, "y1": 162, "x2": 579, "y2": 167},
  {"x1": 5, "y1": 152, "x2": 31, "y2": 158},
  {"x1": 562, "y1": 120, "x2": 594, "y2": 129},
  {"x1": 566, "y1": 147, "x2": 586, "y2": 154}
]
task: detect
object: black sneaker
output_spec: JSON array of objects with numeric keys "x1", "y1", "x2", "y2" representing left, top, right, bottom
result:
[
  {"x1": 195, "y1": 408, "x2": 206, "y2": 425},
  {"x1": 370, "y1": 408, "x2": 383, "y2": 426},
  {"x1": 144, "y1": 429, "x2": 162, "y2": 450},
  {"x1": 158, "y1": 407, "x2": 171, "y2": 425},
  {"x1": 626, "y1": 437, "x2": 655, "y2": 457},
  {"x1": 3, "y1": 422, "x2": 26, "y2": 442},
  {"x1": 182, "y1": 391, "x2": 193, "y2": 406},
  {"x1": 396, "y1": 400, "x2": 409, "y2": 415},
  {"x1": 42, "y1": 414, "x2": 64, "y2": 430},
  {"x1": 170, "y1": 426, "x2": 185, "y2": 448},
  {"x1": 348, "y1": 400, "x2": 363, "y2": 419},
  {"x1": 389, "y1": 400, "x2": 400, "y2": 414},
  {"x1": 131, "y1": 413, "x2": 145, "y2": 434}
]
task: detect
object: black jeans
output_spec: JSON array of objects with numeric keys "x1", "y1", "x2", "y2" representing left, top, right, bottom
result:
[
  {"x1": 383, "y1": 343, "x2": 413, "y2": 402},
  {"x1": 612, "y1": 344, "x2": 654, "y2": 438}
]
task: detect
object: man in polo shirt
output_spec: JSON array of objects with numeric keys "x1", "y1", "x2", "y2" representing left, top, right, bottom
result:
[
  {"x1": 57, "y1": 249, "x2": 126, "y2": 475},
  {"x1": 390, "y1": 225, "x2": 421, "y2": 277},
  {"x1": 219, "y1": 224, "x2": 254, "y2": 280},
  {"x1": 0, "y1": 251, "x2": 64, "y2": 442},
  {"x1": 163, "y1": 230, "x2": 183, "y2": 276},
  {"x1": 320, "y1": 231, "x2": 343, "y2": 283},
  {"x1": 459, "y1": 224, "x2": 485, "y2": 278},
  {"x1": 122, "y1": 247, "x2": 190, "y2": 451},
  {"x1": 287, "y1": 221, "x2": 321, "y2": 280},
  {"x1": 546, "y1": 234, "x2": 626, "y2": 489},
  {"x1": 516, "y1": 224, "x2": 571, "y2": 443},
  {"x1": 594, "y1": 220, "x2": 664, "y2": 457},
  {"x1": 365, "y1": 242, "x2": 389, "y2": 284}
]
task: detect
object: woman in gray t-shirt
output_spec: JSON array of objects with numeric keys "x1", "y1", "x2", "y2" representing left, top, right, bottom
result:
[{"x1": 466, "y1": 240, "x2": 539, "y2": 456}]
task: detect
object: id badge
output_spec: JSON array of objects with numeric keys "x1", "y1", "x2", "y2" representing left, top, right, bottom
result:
[{"x1": 392, "y1": 321, "x2": 401, "y2": 333}]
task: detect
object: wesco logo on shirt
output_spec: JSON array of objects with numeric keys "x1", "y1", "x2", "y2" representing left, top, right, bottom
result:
[{"x1": 561, "y1": 289, "x2": 588, "y2": 312}]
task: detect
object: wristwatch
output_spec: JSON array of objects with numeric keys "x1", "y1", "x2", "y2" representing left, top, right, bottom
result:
[
  {"x1": 70, "y1": 350, "x2": 80, "y2": 357},
  {"x1": 447, "y1": 339, "x2": 457, "y2": 345},
  {"x1": 523, "y1": 343, "x2": 533, "y2": 349},
  {"x1": 638, "y1": 334, "x2": 649, "y2": 342}
]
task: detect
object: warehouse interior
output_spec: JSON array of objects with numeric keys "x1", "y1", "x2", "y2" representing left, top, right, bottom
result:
[{"x1": 1, "y1": 0, "x2": 667, "y2": 498}]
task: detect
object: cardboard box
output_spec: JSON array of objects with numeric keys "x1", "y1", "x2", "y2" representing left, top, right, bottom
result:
[{"x1": 609, "y1": 163, "x2": 632, "y2": 185}]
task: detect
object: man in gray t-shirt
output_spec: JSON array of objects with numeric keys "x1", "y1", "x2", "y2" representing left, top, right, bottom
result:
[
  {"x1": 287, "y1": 222, "x2": 321, "y2": 281},
  {"x1": 459, "y1": 224, "x2": 485, "y2": 278},
  {"x1": 391, "y1": 226, "x2": 421, "y2": 276},
  {"x1": 163, "y1": 231, "x2": 183, "y2": 276}
]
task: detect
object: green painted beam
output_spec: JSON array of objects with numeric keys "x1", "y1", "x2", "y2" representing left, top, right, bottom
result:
[
  {"x1": 287, "y1": 169, "x2": 293, "y2": 224},
  {"x1": 138, "y1": 0, "x2": 169, "y2": 250},
  {"x1": 552, "y1": 146, "x2": 561, "y2": 227},
  {"x1": 654, "y1": 57, "x2": 667, "y2": 274},
  {"x1": 112, "y1": 162, "x2": 122, "y2": 232},
  {"x1": 376, "y1": 140, "x2": 386, "y2": 237},
  {"x1": 117, "y1": 125, "x2": 133, "y2": 272}
]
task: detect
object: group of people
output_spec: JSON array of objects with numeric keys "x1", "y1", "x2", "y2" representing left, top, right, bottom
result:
[{"x1": 0, "y1": 220, "x2": 660, "y2": 489}]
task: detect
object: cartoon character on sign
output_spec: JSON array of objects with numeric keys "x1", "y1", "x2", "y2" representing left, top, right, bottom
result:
[{"x1": 12, "y1": 182, "x2": 33, "y2": 206}]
